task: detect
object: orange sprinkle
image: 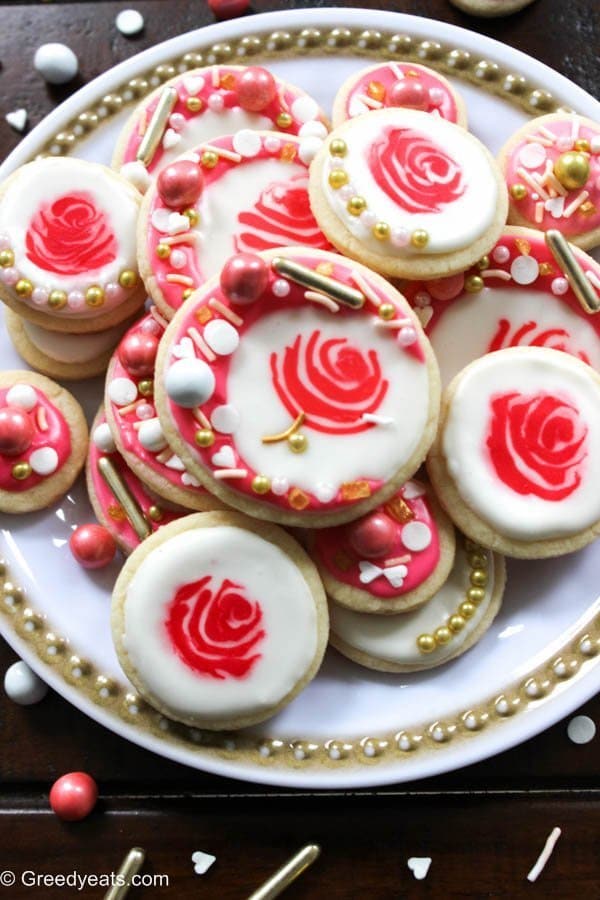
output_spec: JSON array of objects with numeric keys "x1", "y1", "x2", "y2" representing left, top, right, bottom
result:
[
  {"x1": 280, "y1": 143, "x2": 297, "y2": 162},
  {"x1": 384, "y1": 496, "x2": 414, "y2": 523},
  {"x1": 340, "y1": 481, "x2": 371, "y2": 502},
  {"x1": 220, "y1": 72, "x2": 236, "y2": 90},
  {"x1": 515, "y1": 237, "x2": 531, "y2": 256},
  {"x1": 108, "y1": 504, "x2": 127, "y2": 522},
  {"x1": 289, "y1": 487, "x2": 310, "y2": 510},
  {"x1": 367, "y1": 80, "x2": 386, "y2": 102},
  {"x1": 538, "y1": 262, "x2": 555, "y2": 276},
  {"x1": 315, "y1": 262, "x2": 334, "y2": 276},
  {"x1": 195, "y1": 306, "x2": 213, "y2": 324}
]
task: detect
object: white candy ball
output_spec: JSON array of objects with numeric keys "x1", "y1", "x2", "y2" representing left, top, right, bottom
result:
[
  {"x1": 165, "y1": 358, "x2": 215, "y2": 408},
  {"x1": 138, "y1": 418, "x2": 168, "y2": 452},
  {"x1": 92, "y1": 423, "x2": 116, "y2": 453},
  {"x1": 4, "y1": 661, "x2": 48, "y2": 706},
  {"x1": 34, "y1": 43, "x2": 79, "y2": 85},
  {"x1": 115, "y1": 9, "x2": 145, "y2": 37},
  {"x1": 6, "y1": 383, "x2": 37, "y2": 410}
]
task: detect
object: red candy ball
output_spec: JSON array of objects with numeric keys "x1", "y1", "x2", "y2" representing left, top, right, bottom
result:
[
  {"x1": 70, "y1": 524, "x2": 117, "y2": 570},
  {"x1": 389, "y1": 80, "x2": 430, "y2": 110},
  {"x1": 237, "y1": 67, "x2": 277, "y2": 112},
  {"x1": 157, "y1": 160, "x2": 203, "y2": 209},
  {"x1": 220, "y1": 253, "x2": 269, "y2": 305},
  {"x1": 349, "y1": 513, "x2": 396, "y2": 559},
  {"x1": 49, "y1": 772, "x2": 98, "y2": 822},
  {"x1": 0, "y1": 406, "x2": 35, "y2": 456},
  {"x1": 208, "y1": 0, "x2": 250, "y2": 21},
  {"x1": 118, "y1": 331, "x2": 159, "y2": 377}
]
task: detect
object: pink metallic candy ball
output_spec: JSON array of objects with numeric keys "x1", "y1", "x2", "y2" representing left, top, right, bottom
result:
[
  {"x1": 348, "y1": 512, "x2": 396, "y2": 559},
  {"x1": 237, "y1": 67, "x2": 277, "y2": 112},
  {"x1": 425, "y1": 273, "x2": 465, "y2": 302},
  {"x1": 0, "y1": 406, "x2": 35, "y2": 456},
  {"x1": 208, "y1": 0, "x2": 250, "y2": 19},
  {"x1": 157, "y1": 160, "x2": 203, "y2": 209},
  {"x1": 49, "y1": 772, "x2": 98, "y2": 821},
  {"x1": 70, "y1": 524, "x2": 117, "y2": 569},
  {"x1": 118, "y1": 331, "x2": 159, "y2": 377},
  {"x1": 389, "y1": 80, "x2": 430, "y2": 110},
  {"x1": 220, "y1": 253, "x2": 269, "y2": 304}
]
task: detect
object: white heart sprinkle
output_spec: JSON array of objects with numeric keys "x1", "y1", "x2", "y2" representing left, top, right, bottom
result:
[
  {"x1": 348, "y1": 97, "x2": 369, "y2": 118},
  {"x1": 120, "y1": 161, "x2": 151, "y2": 194},
  {"x1": 407, "y1": 857, "x2": 431, "y2": 881},
  {"x1": 191, "y1": 851, "x2": 216, "y2": 875},
  {"x1": 184, "y1": 76, "x2": 205, "y2": 96},
  {"x1": 358, "y1": 561, "x2": 382, "y2": 585},
  {"x1": 151, "y1": 208, "x2": 189, "y2": 236},
  {"x1": 232, "y1": 129, "x2": 262, "y2": 158},
  {"x1": 211, "y1": 445, "x2": 236, "y2": 468},
  {"x1": 165, "y1": 455, "x2": 185, "y2": 471},
  {"x1": 162, "y1": 128, "x2": 182, "y2": 150},
  {"x1": 172, "y1": 336, "x2": 195, "y2": 359},
  {"x1": 545, "y1": 196, "x2": 565, "y2": 219},
  {"x1": 182, "y1": 471, "x2": 201, "y2": 487},
  {"x1": 402, "y1": 480, "x2": 426, "y2": 500},
  {"x1": 29, "y1": 447, "x2": 59, "y2": 476},
  {"x1": 211, "y1": 404, "x2": 240, "y2": 434},
  {"x1": 5, "y1": 108, "x2": 27, "y2": 132}
]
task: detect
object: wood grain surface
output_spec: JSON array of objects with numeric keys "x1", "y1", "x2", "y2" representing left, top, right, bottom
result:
[{"x1": 0, "y1": 2, "x2": 599, "y2": 897}]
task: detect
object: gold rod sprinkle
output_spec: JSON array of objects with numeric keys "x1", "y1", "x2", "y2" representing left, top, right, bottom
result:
[
  {"x1": 271, "y1": 257, "x2": 365, "y2": 309},
  {"x1": 97, "y1": 457, "x2": 151, "y2": 541},
  {"x1": 545, "y1": 230, "x2": 600, "y2": 313},
  {"x1": 103, "y1": 847, "x2": 146, "y2": 900},
  {"x1": 262, "y1": 412, "x2": 305, "y2": 444},
  {"x1": 136, "y1": 87, "x2": 178, "y2": 166},
  {"x1": 247, "y1": 844, "x2": 321, "y2": 900}
]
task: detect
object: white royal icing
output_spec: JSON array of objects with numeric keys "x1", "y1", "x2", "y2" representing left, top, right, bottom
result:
[
  {"x1": 330, "y1": 543, "x2": 494, "y2": 666},
  {"x1": 22, "y1": 319, "x2": 124, "y2": 364},
  {"x1": 122, "y1": 525, "x2": 319, "y2": 719},
  {"x1": 322, "y1": 109, "x2": 498, "y2": 256},
  {"x1": 442, "y1": 348, "x2": 600, "y2": 540}
]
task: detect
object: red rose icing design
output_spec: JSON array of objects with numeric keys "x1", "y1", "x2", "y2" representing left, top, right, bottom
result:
[
  {"x1": 270, "y1": 329, "x2": 388, "y2": 434},
  {"x1": 369, "y1": 127, "x2": 465, "y2": 214},
  {"x1": 25, "y1": 192, "x2": 117, "y2": 276},
  {"x1": 165, "y1": 576, "x2": 264, "y2": 680},
  {"x1": 486, "y1": 391, "x2": 587, "y2": 501},
  {"x1": 234, "y1": 173, "x2": 329, "y2": 254},
  {"x1": 487, "y1": 319, "x2": 591, "y2": 365}
]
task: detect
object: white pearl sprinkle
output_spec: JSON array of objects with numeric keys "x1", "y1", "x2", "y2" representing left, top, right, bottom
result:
[
  {"x1": 567, "y1": 715, "x2": 596, "y2": 745},
  {"x1": 34, "y1": 43, "x2": 79, "y2": 85},
  {"x1": 115, "y1": 9, "x2": 145, "y2": 37},
  {"x1": 93, "y1": 423, "x2": 116, "y2": 453},
  {"x1": 4, "y1": 661, "x2": 48, "y2": 705}
]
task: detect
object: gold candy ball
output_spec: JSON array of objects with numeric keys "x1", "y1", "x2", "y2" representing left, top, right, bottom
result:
[
  {"x1": 138, "y1": 379, "x2": 153, "y2": 397},
  {"x1": 460, "y1": 601, "x2": 477, "y2": 619},
  {"x1": 470, "y1": 569, "x2": 488, "y2": 587},
  {"x1": 12, "y1": 462, "x2": 32, "y2": 480},
  {"x1": 252, "y1": 475, "x2": 271, "y2": 494},
  {"x1": 48, "y1": 290, "x2": 67, "y2": 310},
  {"x1": 276, "y1": 112, "x2": 293, "y2": 129},
  {"x1": 554, "y1": 151, "x2": 590, "y2": 190},
  {"x1": 465, "y1": 275, "x2": 484, "y2": 293},
  {"x1": 468, "y1": 553, "x2": 488, "y2": 569},
  {"x1": 195, "y1": 429, "x2": 215, "y2": 448},
  {"x1": 156, "y1": 243, "x2": 171, "y2": 260},
  {"x1": 0, "y1": 248, "x2": 14, "y2": 267},
  {"x1": 119, "y1": 269, "x2": 138, "y2": 289},
  {"x1": 85, "y1": 285, "x2": 104, "y2": 307},
  {"x1": 201, "y1": 150, "x2": 218, "y2": 169},
  {"x1": 182, "y1": 288, "x2": 193, "y2": 301},
  {"x1": 417, "y1": 634, "x2": 436, "y2": 654},
  {"x1": 410, "y1": 229, "x2": 429, "y2": 249},
  {"x1": 574, "y1": 138, "x2": 590, "y2": 153},
  {"x1": 328, "y1": 168, "x2": 349, "y2": 189},
  {"x1": 186, "y1": 97, "x2": 202, "y2": 113},
  {"x1": 448, "y1": 614, "x2": 466, "y2": 633},
  {"x1": 183, "y1": 208, "x2": 199, "y2": 226},
  {"x1": 288, "y1": 432, "x2": 308, "y2": 454},
  {"x1": 434, "y1": 626, "x2": 452, "y2": 646},
  {"x1": 15, "y1": 279, "x2": 33, "y2": 297},
  {"x1": 510, "y1": 183, "x2": 527, "y2": 200},
  {"x1": 467, "y1": 587, "x2": 486, "y2": 604},
  {"x1": 147, "y1": 505, "x2": 163, "y2": 522},
  {"x1": 477, "y1": 255, "x2": 490, "y2": 271},
  {"x1": 329, "y1": 138, "x2": 347, "y2": 157},
  {"x1": 347, "y1": 196, "x2": 367, "y2": 216},
  {"x1": 378, "y1": 303, "x2": 395, "y2": 321},
  {"x1": 372, "y1": 221, "x2": 390, "y2": 241}
]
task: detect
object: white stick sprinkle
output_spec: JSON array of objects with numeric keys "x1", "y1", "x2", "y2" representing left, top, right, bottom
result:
[
  {"x1": 570, "y1": 114, "x2": 580, "y2": 143},
  {"x1": 166, "y1": 274, "x2": 194, "y2": 286},
  {"x1": 200, "y1": 143, "x2": 242, "y2": 163},
  {"x1": 162, "y1": 232, "x2": 199, "y2": 246},
  {"x1": 482, "y1": 269, "x2": 512, "y2": 281},
  {"x1": 539, "y1": 125, "x2": 557, "y2": 142},
  {"x1": 361, "y1": 413, "x2": 395, "y2": 425},
  {"x1": 356, "y1": 93, "x2": 383, "y2": 109},
  {"x1": 517, "y1": 166, "x2": 550, "y2": 201},
  {"x1": 585, "y1": 269, "x2": 600, "y2": 290},
  {"x1": 214, "y1": 468, "x2": 248, "y2": 479},
  {"x1": 36, "y1": 406, "x2": 48, "y2": 432},
  {"x1": 188, "y1": 326, "x2": 216, "y2": 362},
  {"x1": 304, "y1": 290, "x2": 339, "y2": 312},
  {"x1": 156, "y1": 447, "x2": 172, "y2": 464},
  {"x1": 351, "y1": 270, "x2": 384, "y2": 310},
  {"x1": 389, "y1": 62, "x2": 405, "y2": 80},
  {"x1": 526, "y1": 134, "x2": 554, "y2": 147},
  {"x1": 563, "y1": 190, "x2": 589, "y2": 218},
  {"x1": 150, "y1": 306, "x2": 169, "y2": 329},
  {"x1": 535, "y1": 200, "x2": 545, "y2": 223},
  {"x1": 208, "y1": 297, "x2": 244, "y2": 325},
  {"x1": 374, "y1": 318, "x2": 411, "y2": 329},
  {"x1": 212, "y1": 66, "x2": 220, "y2": 87},
  {"x1": 192, "y1": 407, "x2": 212, "y2": 429},
  {"x1": 527, "y1": 827, "x2": 562, "y2": 882},
  {"x1": 278, "y1": 83, "x2": 290, "y2": 112}
]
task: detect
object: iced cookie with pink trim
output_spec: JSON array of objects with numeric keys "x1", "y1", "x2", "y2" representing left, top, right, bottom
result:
[
  {"x1": 138, "y1": 131, "x2": 330, "y2": 319},
  {"x1": 105, "y1": 310, "x2": 224, "y2": 512},
  {"x1": 0, "y1": 158, "x2": 145, "y2": 333},
  {"x1": 404, "y1": 227, "x2": 600, "y2": 387},
  {"x1": 111, "y1": 511, "x2": 328, "y2": 729},
  {"x1": 329, "y1": 537, "x2": 505, "y2": 673},
  {"x1": 498, "y1": 113, "x2": 600, "y2": 250},
  {"x1": 155, "y1": 247, "x2": 441, "y2": 527},
  {"x1": 309, "y1": 108, "x2": 508, "y2": 280},
  {"x1": 5, "y1": 308, "x2": 132, "y2": 381},
  {"x1": 427, "y1": 347, "x2": 600, "y2": 558},
  {"x1": 87, "y1": 408, "x2": 185, "y2": 554},
  {"x1": 309, "y1": 478, "x2": 455, "y2": 614},
  {"x1": 332, "y1": 62, "x2": 467, "y2": 128},
  {"x1": 0, "y1": 370, "x2": 87, "y2": 514},
  {"x1": 112, "y1": 64, "x2": 328, "y2": 187}
]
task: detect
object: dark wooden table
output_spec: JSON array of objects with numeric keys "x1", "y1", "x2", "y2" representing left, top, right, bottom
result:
[{"x1": 1, "y1": 2, "x2": 599, "y2": 897}]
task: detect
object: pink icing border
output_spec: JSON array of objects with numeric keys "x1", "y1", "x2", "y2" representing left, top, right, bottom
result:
[{"x1": 345, "y1": 63, "x2": 459, "y2": 124}]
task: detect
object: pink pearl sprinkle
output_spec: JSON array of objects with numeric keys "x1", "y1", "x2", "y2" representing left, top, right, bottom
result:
[
  {"x1": 169, "y1": 113, "x2": 186, "y2": 132},
  {"x1": 0, "y1": 234, "x2": 10, "y2": 250},
  {"x1": 67, "y1": 290, "x2": 85, "y2": 310},
  {"x1": 360, "y1": 210, "x2": 377, "y2": 228},
  {"x1": 141, "y1": 317, "x2": 162, "y2": 334},
  {"x1": 208, "y1": 93, "x2": 225, "y2": 112},
  {"x1": 391, "y1": 227, "x2": 410, "y2": 248},
  {"x1": 0, "y1": 267, "x2": 18, "y2": 286},
  {"x1": 31, "y1": 288, "x2": 49, "y2": 306},
  {"x1": 429, "y1": 87, "x2": 444, "y2": 107},
  {"x1": 105, "y1": 283, "x2": 123, "y2": 301},
  {"x1": 170, "y1": 249, "x2": 187, "y2": 269},
  {"x1": 556, "y1": 135, "x2": 572, "y2": 152},
  {"x1": 264, "y1": 136, "x2": 281, "y2": 153},
  {"x1": 272, "y1": 278, "x2": 290, "y2": 298},
  {"x1": 136, "y1": 403, "x2": 155, "y2": 420},
  {"x1": 551, "y1": 276, "x2": 569, "y2": 295},
  {"x1": 493, "y1": 245, "x2": 510, "y2": 264},
  {"x1": 339, "y1": 184, "x2": 355, "y2": 201},
  {"x1": 397, "y1": 325, "x2": 417, "y2": 347}
]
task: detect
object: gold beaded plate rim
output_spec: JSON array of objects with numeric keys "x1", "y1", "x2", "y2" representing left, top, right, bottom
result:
[{"x1": 1, "y1": 8, "x2": 600, "y2": 789}]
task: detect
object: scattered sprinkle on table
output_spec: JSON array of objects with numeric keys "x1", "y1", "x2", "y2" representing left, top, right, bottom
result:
[
  {"x1": 567, "y1": 714, "x2": 596, "y2": 744},
  {"x1": 34, "y1": 43, "x2": 79, "y2": 84},
  {"x1": 407, "y1": 857, "x2": 432, "y2": 880},
  {"x1": 192, "y1": 851, "x2": 216, "y2": 875},
  {"x1": 4, "y1": 660, "x2": 48, "y2": 705},
  {"x1": 527, "y1": 827, "x2": 562, "y2": 882},
  {"x1": 116, "y1": 9, "x2": 145, "y2": 37},
  {"x1": 5, "y1": 109, "x2": 27, "y2": 132}
]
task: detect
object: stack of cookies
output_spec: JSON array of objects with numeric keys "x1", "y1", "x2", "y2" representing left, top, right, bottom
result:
[{"x1": 2, "y1": 60, "x2": 600, "y2": 731}]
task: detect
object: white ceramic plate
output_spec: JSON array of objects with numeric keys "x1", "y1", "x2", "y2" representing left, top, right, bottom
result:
[{"x1": 1, "y1": 8, "x2": 600, "y2": 790}]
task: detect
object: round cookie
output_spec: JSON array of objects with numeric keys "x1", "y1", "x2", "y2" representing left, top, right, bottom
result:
[
  {"x1": 105, "y1": 310, "x2": 224, "y2": 512},
  {"x1": 0, "y1": 370, "x2": 87, "y2": 513},
  {"x1": 113, "y1": 64, "x2": 329, "y2": 185},
  {"x1": 0, "y1": 158, "x2": 145, "y2": 333},
  {"x1": 309, "y1": 478, "x2": 456, "y2": 614},
  {"x1": 87, "y1": 408, "x2": 186, "y2": 554},
  {"x1": 427, "y1": 347, "x2": 600, "y2": 558},
  {"x1": 111, "y1": 510, "x2": 329, "y2": 729},
  {"x1": 155, "y1": 247, "x2": 441, "y2": 527},
  {"x1": 329, "y1": 538, "x2": 506, "y2": 672},
  {"x1": 404, "y1": 226, "x2": 600, "y2": 387},
  {"x1": 332, "y1": 62, "x2": 467, "y2": 128},
  {"x1": 138, "y1": 130, "x2": 330, "y2": 319},
  {"x1": 498, "y1": 113, "x2": 600, "y2": 250},
  {"x1": 309, "y1": 108, "x2": 508, "y2": 279},
  {"x1": 5, "y1": 307, "x2": 131, "y2": 381}
]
